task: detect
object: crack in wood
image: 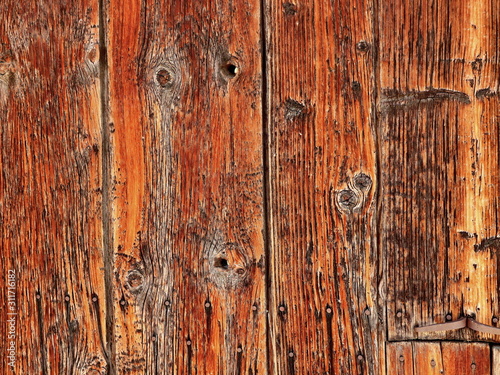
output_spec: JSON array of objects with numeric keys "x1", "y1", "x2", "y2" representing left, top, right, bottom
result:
[{"x1": 381, "y1": 88, "x2": 471, "y2": 109}]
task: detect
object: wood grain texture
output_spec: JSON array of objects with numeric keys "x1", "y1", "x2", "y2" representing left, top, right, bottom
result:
[
  {"x1": 492, "y1": 345, "x2": 500, "y2": 374},
  {"x1": 0, "y1": 0, "x2": 107, "y2": 374},
  {"x1": 387, "y1": 342, "x2": 490, "y2": 375},
  {"x1": 379, "y1": 0, "x2": 500, "y2": 341},
  {"x1": 107, "y1": 0, "x2": 266, "y2": 373},
  {"x1": 265, "y1": 0, "x2": 382, "y2": 373},
  {"x1": 386, "y1": 342, "x2": 413, "y2": 375}
]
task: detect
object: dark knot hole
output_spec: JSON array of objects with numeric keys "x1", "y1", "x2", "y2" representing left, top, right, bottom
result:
[
  {"x1": 214, "y1": 257, "x2": 229, "y2": 269},
  {"x1": 221, "y1": 63, "x2": 238, "y2": 78}
]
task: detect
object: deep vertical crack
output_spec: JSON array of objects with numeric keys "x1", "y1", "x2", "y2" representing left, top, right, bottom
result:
[
  {"x1": 371, "y1": 0, "x2": 387, "y2": 362},
  {"x1": 259, "y1": 0, "x2": 273, "y2": 373},
  {"x1": 98, "y1": 0, "x2": 115, "y2": 373}
]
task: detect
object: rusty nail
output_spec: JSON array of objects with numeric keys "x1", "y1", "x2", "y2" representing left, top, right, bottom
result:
[
  {"x1": 445, "y1": 314, "x2": 452, "y2": 321},
  {"x1": 186, "y1": 340, "x2": 192, "y2": 346},
  {"x1": 399, "y1": 355, "x2": 404, "y2": 362},
  {"x1": 92, "y1": 296, "x2": 98, "y2": 302},
  {"x1": 431, "y1": 359, "x2": 436, "y2": 367},
  {"x1": 364, "y1": 308, "x2": 370, "y2": 315},
  {"x1": 288, "y1": 351, "x2": 294, "y2": 358},
  {"x1": 357, "y1": 354, "x2": 364, "y2": 361},
  {"x1": 396, "y1": 311, "x2": 403, "y2": 318},
  {"x1": 326, "y1": 307, "x2": 332, "y2": 314},
  {"x1": 165, "y1": 300, "x2": 171, "y2": 307},
  {"x1": 252, "y1": 304, "x2": 257, "y2": 311},
  {"x1": 493, "y1": 317, "x2": 499, "y2": 324},
  {"x1": 64, "y1": 295, "x2": 70, "y2": 302},
  {"x1": 279, "y1": 305, "x2": 286, "y2": 312},
  {"x1": 471, "y1": 363, "x2": 477, "y2": 370},
  {"x1": 237, "y1": 347, "x2": 243, "y2": 353}
]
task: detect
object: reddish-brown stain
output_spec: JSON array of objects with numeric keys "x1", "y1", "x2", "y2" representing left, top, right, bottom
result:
[
  {"x1": 0, "y1": 0, "x2": 106, "y2": 374},
  {"x1": 2, "y1": 0, "x2": 499, "y2": 374}
]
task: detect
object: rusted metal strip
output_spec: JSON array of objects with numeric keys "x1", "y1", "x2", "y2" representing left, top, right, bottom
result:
[
  {"x1": 415, "y1": 317, "x2": 500, "y2": 335},
  {"x1": 414, "y1": 317, "x2": 467, "y2": 333},
  {"x1": 467, "y1": 318, "x2": 500, "y2": 335}
]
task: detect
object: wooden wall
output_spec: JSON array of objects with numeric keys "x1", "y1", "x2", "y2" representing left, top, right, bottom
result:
[{"x1": 1, "y1": 0, "x2": 499, "y2": 374}]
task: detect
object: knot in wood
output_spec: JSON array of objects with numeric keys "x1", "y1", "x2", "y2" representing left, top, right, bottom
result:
[
  {"x1": 220, "y1": 62, "x2": 239, "y2": 79},
  {"x1": 216, "y1": 50, "x2": 240, "y2": 87},
  {"x1": 284, "y1": 98, "x2": 305, "y2": 121},
  {"x1": 356, "y1": 40, "x2": 370, "y2": 52},
  {"x1": 337, "y1": 189, "x2": 359, "y2": 210},
  {"x1": 156, "y1": 69, "x2": 172, "y2": 87},
  {"x1": 283, "y1": 2, "x2": 297, "y2": 15},
  {"x1": 205, "y1": 238, "x2": 251, "y2": 289},
  {"x1": 353, "y1": 173, "x2": 372, "y2": 192},
  {"x1": 148, "y1": 53, "x2": 183, "y2": 105},
  {"x1": 125, "y1": 269, "x2": 145, "y2": 294}
]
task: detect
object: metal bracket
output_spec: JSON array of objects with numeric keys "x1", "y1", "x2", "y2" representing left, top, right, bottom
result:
[{"x1": 415, "y1": 316, "x2": 500, "y2": 335}]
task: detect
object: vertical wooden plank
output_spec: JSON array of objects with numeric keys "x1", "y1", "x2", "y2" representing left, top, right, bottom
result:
[
  {"x1": 380, "y1": 0, "x2": 500, "y2": 340},
  {"x1": 108, "y1": 0, "x2": 266, "y2": 373},
  {"x1": 492, "y1": 346, "x2": 500, "y2": 374},
  {"x1": 0, "y1": 0, "x2": 106, "y2": 374},
  {"x1": 412, "y1": 342, "x2": 444, "y2": 375},
  {"x1": 441, "y1": 342, "x2": 490, "y2": 375},
  {"x1": 387, "y1": 342, "x2": 414, "y2": 375},
  {"x1": 388, "y1": 342, "x2": 490, "y2": 375},
  {"x1": 265, "y1": 0, "x2": 381, "y2": 373}
]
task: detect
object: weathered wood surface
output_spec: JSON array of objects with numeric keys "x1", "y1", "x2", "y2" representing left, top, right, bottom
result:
[
  {"x1": 492, "y1": 346, "x2": 500, "y2": 374},
  {"x1": 107, "y1": 0, "x2": 266, "y2": 373},
  {"x1": 0, "y1": 0, "x2": 107, "y2": 374},
  {"x1": 265, "y1": 0, "x2": 382, "y2": 373},
  {"x1": 380, "y1": 0, "x2": 500, "y2": 341},
  {"x1": 2, "y1": 0, "x2": 500, "y2": 374},
  {"x1": 387, "y1": 342, "x2": 490, "y2": 375}
]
